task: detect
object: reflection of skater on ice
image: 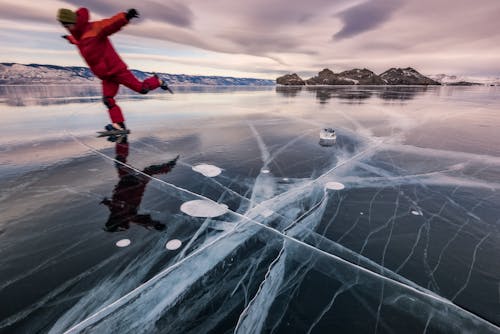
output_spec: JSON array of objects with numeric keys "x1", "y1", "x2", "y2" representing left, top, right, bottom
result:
[
  {"x1": 57, "y1": 7, "x2": 172, "y2": 132},
  {"x1": 101, "y1": 137, "x2": 179, "y2": 232}
]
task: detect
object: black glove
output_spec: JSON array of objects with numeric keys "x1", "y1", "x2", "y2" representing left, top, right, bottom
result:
[
  {"x1": 61, "y1": 35, "x2": 68, "y2": 40},
  {"x1": 126, "y1": 8, "x2": 139, "y2": 21}
]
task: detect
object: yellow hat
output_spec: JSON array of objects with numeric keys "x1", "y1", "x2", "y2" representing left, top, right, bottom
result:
[{"x1": 57, "y1": 8, "x2": 77, "y2": 24}]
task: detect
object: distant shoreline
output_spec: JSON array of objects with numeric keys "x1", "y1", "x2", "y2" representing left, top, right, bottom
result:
[
  {"x1": 1, "y1": 63, "x2": 497, "y2": 86},
  {"x1": 0, "y1": 63, "x2": 274, "y2": 86}
]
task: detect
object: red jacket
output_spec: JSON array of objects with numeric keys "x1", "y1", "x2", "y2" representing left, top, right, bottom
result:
[{"x1": 66, "y1": 8, "x2": 129, "y2": 79}]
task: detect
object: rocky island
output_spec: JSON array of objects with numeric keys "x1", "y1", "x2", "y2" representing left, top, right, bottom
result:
[{"x1": 277, "y1": 67, "x2": 440, "y2": 86}]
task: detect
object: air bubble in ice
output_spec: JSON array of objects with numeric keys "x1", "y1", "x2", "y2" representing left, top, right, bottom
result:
[
  {"x1": 192, "y1": 164, "x2": 222, "y2": 177},
  {"x1": 325, "y1": 182, "x2": 345, "y2": 190},
  {"x1": 165, "y1": 239, "x2": 182, "y2": 250},
  {"x1": 116, "y1": 239, "x2": 131, "y2": 248},
  {"x1": 180, "y1": 200, "x2": 228, "y2": 217}
]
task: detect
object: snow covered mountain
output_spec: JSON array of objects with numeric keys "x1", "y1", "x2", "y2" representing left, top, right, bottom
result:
[
  {"x1": 429, "y1": 73, "x2": 500, "y2": 86},
  {"x1": 0, "y1": 63, "x2": 274, "y2": 86},
  {"x1": 0, "y1": 63, "x2": 95, "y2": 84}
]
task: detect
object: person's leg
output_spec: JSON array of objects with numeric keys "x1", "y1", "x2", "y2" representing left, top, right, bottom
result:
[
  {"x1": 102, "y1": 79, "x2": 125, "y2": 129},
  {"x1": 115, "y1": 69, "x2": 161, "y2": 94}
]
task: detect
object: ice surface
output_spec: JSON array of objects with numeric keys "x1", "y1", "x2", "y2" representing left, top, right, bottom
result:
[{"x1": 1, "y1": 86, "x2": 500, "y2": 333}]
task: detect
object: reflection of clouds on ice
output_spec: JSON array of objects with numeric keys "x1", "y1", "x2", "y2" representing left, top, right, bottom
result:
[
  {"x1": 248, "y1": 122, "x2": 270, "y2": 164},
  {"x1": 49, "y1": 94, "x2": 500, "y2": 333},
  {"x1": 384, "y1": 143, "x2": 500, "y2": 166},
  {"x1": 339, "y1": 169, "x2": 500, "y2": 191}
]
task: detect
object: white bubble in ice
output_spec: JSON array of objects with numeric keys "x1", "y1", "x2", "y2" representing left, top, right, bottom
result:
[
  {"x1": 180, "y1": 200, "x2": 228, "y2": 217},
  {"x1": 165, "y1": 239, "x2": 182, "y2": 250},
  {"x1": 192, "y1": 164, "x2": 222, "y2": 177},
  {"x1": 282, "y1": 178, "x2": 289, "y2": 181},
  {"x1": 325, "y1": 182, "x2": 345, "y2": 190},
  {"x1": 116, "y1": 239, "x2": 131, "y2": 247},
  {"x1": 411, "y1": 210, "x2": 422, "y2": 216},
  {"x1": 261, "y1": 169, "x2": 270, "y2": 174}
]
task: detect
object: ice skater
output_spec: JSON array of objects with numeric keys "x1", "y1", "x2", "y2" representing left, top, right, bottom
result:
[{"x1": 57, "y1": 7, "x2": 172, "y2": 132}]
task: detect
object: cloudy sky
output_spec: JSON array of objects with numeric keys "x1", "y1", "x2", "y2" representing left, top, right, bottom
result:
[{"x1": 0, "y1": 0, "x2": 499, "y2": 79}]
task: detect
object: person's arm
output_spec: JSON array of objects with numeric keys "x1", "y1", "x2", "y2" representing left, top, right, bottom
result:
[{"x1": 95, "y1": 9, "x2": 139, "y2": 38}]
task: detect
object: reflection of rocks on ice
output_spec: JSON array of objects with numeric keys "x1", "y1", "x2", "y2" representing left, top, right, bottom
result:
[
  {"x1": 325, "y1": 182, "x2": 345, "y2": 190},
  {"x1": 180, "y1": 200, "x2": 228, "y2": 217},
  {"x1": 115, "y1": 239, "x2": 131, "y2": 248},
  {"x1": 165, "y1": 239, "x2": 182, "y2": 250},
  {"x1": 192, "y1": 164, "x2": 222, "y2": 177}
]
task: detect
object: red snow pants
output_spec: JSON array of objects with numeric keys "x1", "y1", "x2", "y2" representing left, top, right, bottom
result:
[{"x1": 102, "y1": 69, "x2": 161, "y2": 123}]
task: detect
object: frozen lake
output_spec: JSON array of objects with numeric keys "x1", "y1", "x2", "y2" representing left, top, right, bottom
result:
[{"x1": 1, "y1": 85, "x2": 500, "y2": 333}]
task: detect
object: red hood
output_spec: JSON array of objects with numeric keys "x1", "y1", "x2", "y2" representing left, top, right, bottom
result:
[{"x1": 70, "y1": 7, "x2": 90, "y2": 39}]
